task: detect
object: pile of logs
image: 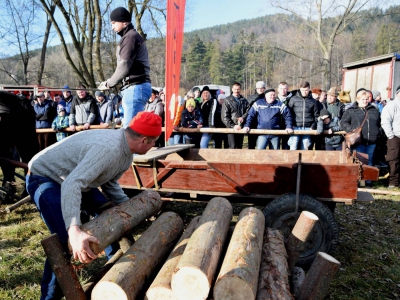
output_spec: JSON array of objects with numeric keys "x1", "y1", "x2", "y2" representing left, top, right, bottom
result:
[{"x1": 41, "y1": 192, "x2": 340, "y2": 300}]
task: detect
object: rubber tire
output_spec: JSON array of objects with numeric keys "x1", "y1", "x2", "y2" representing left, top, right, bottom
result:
[{"x1": 262, "y1": 193, "x2": 339, "y2": 267}]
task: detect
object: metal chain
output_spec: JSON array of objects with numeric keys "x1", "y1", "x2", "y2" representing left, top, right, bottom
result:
[{"x1": 353, "y1": 155, "x2": 363, "y2": 182}]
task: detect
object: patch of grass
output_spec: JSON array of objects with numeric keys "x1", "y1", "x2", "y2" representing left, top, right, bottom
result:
[{"x1": 1, "y1": 170, "x2": 400, "y2": 299}]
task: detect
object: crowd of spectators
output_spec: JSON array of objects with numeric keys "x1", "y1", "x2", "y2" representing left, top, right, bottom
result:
[{"x1": 9, "y1": 79, "x2": 400, "y2": 188}]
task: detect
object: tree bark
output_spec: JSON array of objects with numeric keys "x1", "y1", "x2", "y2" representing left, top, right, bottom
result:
[
  {"x1": 286, "y1": 211, "x2": 319, "y2": 272},
  {"x1": 145, "y1": 216, "x2": 201, "y2": 300},
  {"x1": 41, "y1": 233, "x2": 87, "y2": 300},
  {"x1": 213, "y1": 207, "x2": 265, "y2": 300},
  {"x1": 72, "y1": 190, "x2": 162, "y2": 255},
  {"x1": 256, "y1": 228, "x2": 292, "y2": 300},
  {"x1": 296, "y1": 252, "x2": 340, "y2": 300},
  {"x1": 171, "y1": 197, "x2": 233, "y2": 300},
  {"x1": 91, "y1": 212, "x2": 184, "y2": 300}
]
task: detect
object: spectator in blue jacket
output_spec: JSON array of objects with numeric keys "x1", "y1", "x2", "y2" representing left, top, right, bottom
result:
[
  {"x1": 181, "y1": 98, "x2": 203, "y2": 146},
  {"x1": 52, "y1": 104, "x2": 70, "y2": 142},
  {"x1": 244, "y1": 88, "x2": 293, "y2": 150},
  {"x1": 34, "y1": 92, "x2": 56, "y2": 150}
]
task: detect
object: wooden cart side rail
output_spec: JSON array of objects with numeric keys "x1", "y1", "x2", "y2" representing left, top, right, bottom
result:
[{"x1": 119, "y1": 186, "x2": 358, "y2": 205}]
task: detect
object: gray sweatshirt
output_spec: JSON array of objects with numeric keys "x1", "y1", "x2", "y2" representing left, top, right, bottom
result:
[
  {"x1": 381, "y1": 97, "x2": 400, "y2": 139},
  {"x1": 28, "y1": 128, "x2": 132, "y2": 229}
]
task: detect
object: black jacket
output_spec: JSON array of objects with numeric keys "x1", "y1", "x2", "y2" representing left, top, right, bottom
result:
[
  {"x1": 340, "y1": 102, "x2": 381, "y2": 144},
  {"x1": 221, "y1": 94, "x2": 249, "y2": 128},
  {"x1": 288, "y1": 91, "x2": 319, "y2": 128}
]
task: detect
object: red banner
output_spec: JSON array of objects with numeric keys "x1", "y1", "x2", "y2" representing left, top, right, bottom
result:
[{"x1": 165, "y1": 0, "x2": 186, "y2": 142}]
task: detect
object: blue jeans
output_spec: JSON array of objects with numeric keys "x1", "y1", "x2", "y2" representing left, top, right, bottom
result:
[
  {"x1": 121, "y1": 82, "x2": 151, "y2": 128},
  {"x1": 168, "y1": 132, "x2": 182, "y2": 145},
  {"x1": 26, "y1": 174, "x2": 118, "y2": 300},
  {"x1": 257, "y1": 135, "x2": 280, "y2": 150},
  {"x1": 288, "y1": 127, "x2": 312, "y2": 150},
  {"x1": 200, "y1": 132, "x2": 213, "y2": 148}
]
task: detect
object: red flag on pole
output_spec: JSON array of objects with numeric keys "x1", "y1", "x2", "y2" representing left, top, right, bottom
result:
[{"x1": 165, "y1": 0, "x2": 186, "y2": 142}]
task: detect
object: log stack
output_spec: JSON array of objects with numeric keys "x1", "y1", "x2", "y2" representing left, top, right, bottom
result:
[{"x1": 43, "y1": 193, "x2": 341, "y2": 300}]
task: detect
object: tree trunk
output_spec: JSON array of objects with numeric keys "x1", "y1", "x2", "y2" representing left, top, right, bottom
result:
[
  {"x1": 296, "y1": 252, "x2": 340, "y2": 300},
  {"x1": 37, "y1": 3, "x2": 55, "y2": 85},
  {"x1": 91, "y1": 212, "x2": 184, "y2": 300},
  {"x1": 256, "y1": 228, "x2": 292, "y2": 300},
  {"x1": 145, "y1": 216, "x2": 201, "y2": 300},
  {"x1": 213, "y1": 207, "x2": 265, "y2": 300},
  {"x1": 73, "y1": 190, "x2": 162, "y2": 255},
  {"x1": 171, "y1": 197, "x2": 233, "y2": 300},
  {"x1": 286, "y1": 211, "x2": 319, "y2": 272}
]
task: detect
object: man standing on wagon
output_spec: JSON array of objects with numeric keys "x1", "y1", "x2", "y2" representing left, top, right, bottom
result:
[{"x1": 98, "y1": 7, "x2": 152, "y2": 128}]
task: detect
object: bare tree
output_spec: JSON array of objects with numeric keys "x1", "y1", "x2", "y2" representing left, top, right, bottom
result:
[
  {"x1": 0, "y1": 0, "x2": 41, "y2": 85},
  {"x1": 269, "y1": 0, "x2": 380, "y2": 89}
]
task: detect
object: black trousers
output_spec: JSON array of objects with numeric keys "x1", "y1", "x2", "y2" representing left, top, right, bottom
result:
[
  {"x1": 227, "y1": 133, "x2": 244, "y2": 149},
  {"x1": 386, "y1": 136, "x2": 400, "y2": 186}
]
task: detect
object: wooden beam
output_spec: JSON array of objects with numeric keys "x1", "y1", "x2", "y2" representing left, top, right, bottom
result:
[
  {"x1": 133, "y1": 144, "x2": 195, "y2": 163},
  {"x1": 5, "y1": 195, "x2": 32, "y2": 213}
]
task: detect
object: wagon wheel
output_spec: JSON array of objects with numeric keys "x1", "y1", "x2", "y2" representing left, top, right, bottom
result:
[{"x1": 262, "y1": 193, "x2": 339, "y2": 267}]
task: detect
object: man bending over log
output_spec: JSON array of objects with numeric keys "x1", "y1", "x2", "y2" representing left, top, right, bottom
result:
[{"x1": 26, "y1": 111, "x2": 161, "y2": 300}]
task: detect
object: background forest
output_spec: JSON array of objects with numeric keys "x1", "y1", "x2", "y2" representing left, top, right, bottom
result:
[{"x1": 0, "y1": 1, "x2": 400, "y2": 97}]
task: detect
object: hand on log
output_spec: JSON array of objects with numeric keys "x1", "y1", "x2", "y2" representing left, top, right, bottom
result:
[
  {"x1": 213, "y1": 207, "x2": 265, "y2": 300},
  {"x1": 68, "y1": 190, "x2": 162, "y2": 257},
  {"x1": 91, "y1": 212, "x2": 184, "y2": 300},
  {"x1": 171, "y1": 197, "x2": 233, "y2": 300},
  {"x1": 68, "y1": 225, "x2": 100, "y2": 264}
]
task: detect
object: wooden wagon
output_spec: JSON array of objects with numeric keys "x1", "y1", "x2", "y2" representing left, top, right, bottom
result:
[{"x1": 119, "y1": 144, "x2": 379, "y2": 266}]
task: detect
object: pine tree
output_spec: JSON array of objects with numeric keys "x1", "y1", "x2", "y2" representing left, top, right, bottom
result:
[
  {"x1": 351, "y1": 29, "x2": 367, "y2": 60},
  {"x1": 186, "y1": 35, "x2": 208, "y2": 85}
]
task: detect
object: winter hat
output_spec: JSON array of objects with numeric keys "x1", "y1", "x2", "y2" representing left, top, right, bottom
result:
[
  {"x1": 57, "y1": 104, "x2": 66, "y2": 113},
  {"x1": 311, "y1": 88, "x2": 322, "y2": 95},
  {"x1": 327, "y1": 87, "x2": 338, "y2": 97},
  {"x1": 372, "y1": 90, "x2": 381, "y2": 100},
  {"x1": 218, "y1": 94, "x2": 227, "y2": 101},
  {"x1": 110, "y1": 7, "x2": 131, "y2": 22},
  {"x1": 264, "y1": 88, "x2": 275, "y2": 94},
  {"x1": 62, "y1": 85, "x2": 71, "y2": 93},
  {"x1": 319, "y1": 109, "x2": 331, "y2": 120},
  {"x1": 128, "y1": 112, "x2": 162, "y2": 137},
  {"x1": 396, "y1": 85, "x2": 400, "y2": 95},
  {"x1": 356, "y1": 88, "x2": 367, "y2": 95},
  {"x1": 95, "y1": 91, "x2": 105, "y2": 97},
  {"x1": 192, "y1": 87, "x2": 200, "y2": 93},
  {"x1": 338, "y1": 90, "x2": 351, "y2": 103},
  {"x1": 201, "y1": 86, "x2": 210, "y2": 95},
  {"x1": 256, "y1": 81, "x2": 266, "y2": 89},
  {"x1": 186, "y1": 99, "x2": 196, "y2": 108}
]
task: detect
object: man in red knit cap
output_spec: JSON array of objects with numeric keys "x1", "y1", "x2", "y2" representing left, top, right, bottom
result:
[{"x1": 26, "y1": 112, "x2": 161, "y2": 300}]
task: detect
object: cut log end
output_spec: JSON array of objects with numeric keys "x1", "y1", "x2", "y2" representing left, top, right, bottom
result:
[
  {"x1": 145, "y1": 287, "x2": 177, "y2": 300},
  {"x1": 171, "y1": 267, "x2": 210, "y2": 300},
  {"x1": 213, "y1": 276, "x2": 254, "y2": 300},
  {"x1": 301, "y1": 211, "x2": 319, "y2": 221},
  {"x1": 91, "y1": 281, "x2": 128, "y2": 300}
]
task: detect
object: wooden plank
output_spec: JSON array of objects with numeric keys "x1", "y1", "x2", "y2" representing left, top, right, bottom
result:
[
  {"x1": 133, "y1": 144, "x2": 195, "y2": 163},
  {"x1": 361, "y1": 165, "x2": 379, "y2": 181},
  {"x1": 143, "y1": 167, "x2": 173, "y2": 188}
]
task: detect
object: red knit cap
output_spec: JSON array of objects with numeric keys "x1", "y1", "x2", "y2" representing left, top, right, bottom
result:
[{"x1": 128, "y1": 112, "x2": 162, "y2": 137}]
